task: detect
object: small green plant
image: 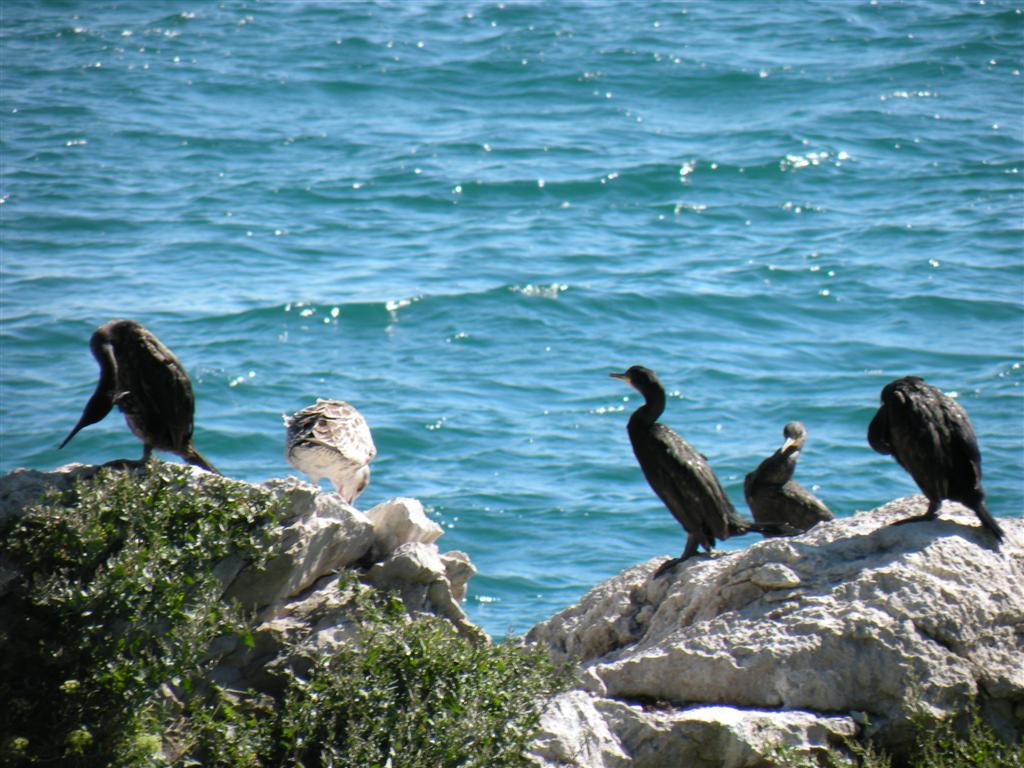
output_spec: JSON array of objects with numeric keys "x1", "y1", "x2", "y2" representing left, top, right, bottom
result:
[
  {"x1": 769, "y1": 699, "x2": 1022, "y2": 768},
  {"x1": 907, "y1": 700, "x2": 1023, "y2": 768},
  {"x1": 767, "y1": 731, "x2": 892, "y2": 768},
  {"x1": 270, "y1": 584, "x2": 570, "y2": 768}
]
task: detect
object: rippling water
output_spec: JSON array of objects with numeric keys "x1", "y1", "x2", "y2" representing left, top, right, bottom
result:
[{"x1": 2, "y1": 1, "x2": 1022, "y2": 636}]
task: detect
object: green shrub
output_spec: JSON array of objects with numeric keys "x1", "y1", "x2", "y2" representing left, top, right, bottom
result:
[
  {"x1": 0, "y1": 464, "x2": 279, "y2": 766},
  {"x1": 907, "y1": 702, "x2": 1023, "y2": 768},
  {"x1": 0, "y1": 465, "x2": 569, "y2": 767},
  {"x1": 270, "y1": 585, "x2": 569, "y2": 768}
]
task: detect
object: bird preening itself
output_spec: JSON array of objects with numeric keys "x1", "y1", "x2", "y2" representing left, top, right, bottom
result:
[
  {"x1": 611, "y1": 365, "x2": 793, "y2": 576},
  {"x1": 867, "y1": 375, "x2": 1003, "y2": 542},
  {"x1": 60, "y1": 319, "x2": 218, "y2": 473},
  {"x1": 744, "y1": 421, "x2": 833, "y2": 534},
  {"x1": 284, "y1": 398, "x2": 376, "y2": 504}
]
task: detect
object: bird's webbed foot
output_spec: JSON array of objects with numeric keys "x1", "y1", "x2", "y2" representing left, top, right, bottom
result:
[
  {"x1": 653, "y1": 557, "x2": 684, "y2": 578},
  {"x1": 653, "y1": 537, "x2": 703, "y2": 578},
  {"x1": 888, "y1": 510, "x2": 939, "y2": 528},
  {"x1": 101, "y1": 458, "x2": 147, "y2": 471}
]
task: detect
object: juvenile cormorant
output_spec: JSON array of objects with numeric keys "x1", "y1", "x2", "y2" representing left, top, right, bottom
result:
[
  {"x1": 284, "y1": 398, "x2": 376, "y2": 504},
  {"x1": 867, "y1": 375, "x2": 1003, "y2": 541},
  {"x1": 744, "y1": 421, "x2": 833, "y2": 533},
  {"x1": 611, "y1": 365, "x2": 791, "y2": 575},
  {"x1": 60, "y1": 319, "x2": 218, "y2": 473}
]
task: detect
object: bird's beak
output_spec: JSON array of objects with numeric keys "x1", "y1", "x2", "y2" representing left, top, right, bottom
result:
[
  {"x1": 609, "y1": 371, "x2": 630, "y2": 382},
  {"x1": 781, "y1": 437, "x2": 800, "y2": 455},
  {"x1": 59, "y1": 387, "x2": 115, "y2": 448}
]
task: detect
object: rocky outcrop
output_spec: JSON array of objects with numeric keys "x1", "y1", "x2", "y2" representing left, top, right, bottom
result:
[
  {"x1": 5, "y1": 464, "x2": 1022, "y2": 765},
  {"x1": 0, "y1": 462, "x2": 484, "y2": 692},
  {"x1": 527, "y1": 497, "x2": 1023, "y2": 767}
]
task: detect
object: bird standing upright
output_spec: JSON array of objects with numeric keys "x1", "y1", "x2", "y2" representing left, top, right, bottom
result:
[
  {"x1": 611, "y1": 365, "x2": 791, "y2": 575},
  {"x1": 60, "y1": 319, "x2": 218, "y2": 473},
  {"x1": 867, "y1": 375, "x2": 1002, "y2": 541},
  {"x1": 284, "y1": 398, "x2": 376, "y2": 504},
  {"x1": 744, "y1": 421, "x2": 832, "y2": 533}
]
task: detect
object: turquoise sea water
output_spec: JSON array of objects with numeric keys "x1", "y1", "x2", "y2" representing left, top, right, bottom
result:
[{"x1": 2, "y1": 1, "x2": 1022, "y2": 637}]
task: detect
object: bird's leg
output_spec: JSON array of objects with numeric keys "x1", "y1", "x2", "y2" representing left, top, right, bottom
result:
[
  {"x1": 102, "y1": 457, "x2": 146, "y2": 471},
  {"x1": 104, "y1": 445, "x2": 151, "y2": 471},
  {"x1": 654, "y1": 535, "x2": 701, "y2": 577},
  {"x1": 889, "y1": 498, "x2": 941, "y2": 527}
]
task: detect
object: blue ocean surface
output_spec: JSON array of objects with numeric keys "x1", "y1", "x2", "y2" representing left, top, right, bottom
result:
[{"x1": 2, "y1": 1, "x2": 1022, "y2": 637}]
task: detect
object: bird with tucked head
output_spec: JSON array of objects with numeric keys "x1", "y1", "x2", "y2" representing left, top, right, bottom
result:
[
  {"x1": 60, "y1": 319, "x2": 218, "y2": 473},
  {"x1": 284, "y1": 398, "x2": 376, "y2": 505},
  {"x1": 867, "y1": 375, "x2": 1002, "y2": 541}
]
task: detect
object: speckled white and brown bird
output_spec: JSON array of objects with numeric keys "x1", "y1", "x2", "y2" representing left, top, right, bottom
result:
[{"x1": 283, "y1": 398, "x2": 376, "y2": 504}]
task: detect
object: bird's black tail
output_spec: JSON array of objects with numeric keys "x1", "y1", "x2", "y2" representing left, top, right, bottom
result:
[
  {"x1": 972, "y1": 499, "x2": 1004, "y2": 542},
  {"x1": 184, "y1": 445, "x2": 220, "y2": 475}
]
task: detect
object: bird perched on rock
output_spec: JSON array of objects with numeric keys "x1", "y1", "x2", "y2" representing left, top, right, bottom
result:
[
  {"x1": 867, "y1": 375, "x2": 1003, "y2": 541},
  {"x1": 284, "y1": 398, "x2": 376, "y2": 504},
  {"x1": 611, "y1": 365, "x2": 793, "y2": 575},
  {"x1": 744, "y1": 421, "x2": 833, "y2": 533},
  {"x1": 60, "y1": 319, "x2": 218, "y2": 473}
]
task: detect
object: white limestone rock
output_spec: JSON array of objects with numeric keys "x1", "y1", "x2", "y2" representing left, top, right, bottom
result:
[
  {"x1": 529, "y1": 693, "x2": 856, "y2": 768},
  {"x1": 528, "y1": 690, "x2": 631, "y2": 768},
  {"x1": 224, "y1": 482, "x2": 375, "y2": 613},
  {"x1": 0, "y1": 464, "x2": 100, "y2": 530},
  {"x1": 528, "y1": 559, "x2": 656, "y2": 665},
  {"x1": 441, "y1": 550, "x2": 475, "y2": 602},
  {"x1": 366, "y1": 496, "x2": 443, "y2": 560},
  {"x1": 529, "y1": 496, "x2": 1024, "y2": 764},
  {"x1": 365, "y1": 542, "x2": 486, "y2": 642},
  {"x1": 596, "y1": 700, "x2": 857, "y2": 768}
]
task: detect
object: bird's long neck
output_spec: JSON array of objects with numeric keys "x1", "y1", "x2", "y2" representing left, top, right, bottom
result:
[
  {"x1": 97, "y1": 344, "x2": 118, "y2": 393},
  {"x1": 628, "y1": 383, "x2": 666, "y2": 429},
  {"x1": 759, "y1": 448, "x2": 797, "y2": 485},
  {"x1": 59, "y1": 343, "x2": 118, "y2": 449}
]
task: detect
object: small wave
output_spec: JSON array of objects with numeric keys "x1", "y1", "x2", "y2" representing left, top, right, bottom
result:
[{"x1": 510, "y1": 283, "x2": 569, "y2": 299}]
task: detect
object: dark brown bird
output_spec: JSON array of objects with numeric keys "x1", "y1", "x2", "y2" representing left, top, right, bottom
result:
[
  {"x1": 611, "y1": 365, "x2": 793, "y2": 575},
  {"x1": 867, "y1": 375, "x2": 1001, "y2": 540},
  {"x1": 60, "y1": 319, "x2": 218, "y2": 473},
  {"x1": 744, "y1": 421, "x2": 833, "y2": 533}
]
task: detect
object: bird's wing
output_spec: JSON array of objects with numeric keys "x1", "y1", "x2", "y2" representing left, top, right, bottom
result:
[
  {"x1": 867, "y1": 405, "x2": 893, "y2": 455},
  {"x1": 646, "y1": 424, "x2": 738, "y2": 540},
  {"x1": 779, "y1": 481, "x2": 834, "y2": 522},
  {"x1": 301, "y1": 400, "x2": 376, "y2": 465},
  {"x1": 940, "y1": 396, "x2": 984, "y2": 501},
  {"x1": 882, "y1": 382, "x2": 959, "y2": 497},
  {"x1": 120, "y1": 329, "x2": 195, "y2": 450},
  {"x1": 743, "y1": 468, "x2": 757, "y2": 505}
]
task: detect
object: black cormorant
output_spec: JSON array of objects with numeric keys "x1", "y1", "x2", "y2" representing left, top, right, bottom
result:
[
  {"x1": 284, "y1": 398, "x2": 376, "y2": 504},
  {"x1": 611, "y1": 365, "x2": 791, "y2": 575},
  {"x1": 744, "y1": 421, "x2": 833, "y2": 533},
  {"x1": 60, "y1": 319, "x2": 218, "y2": 473},
  {"x1": 867, "y1": 375, "x2": 1002, "y2": 541}
]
